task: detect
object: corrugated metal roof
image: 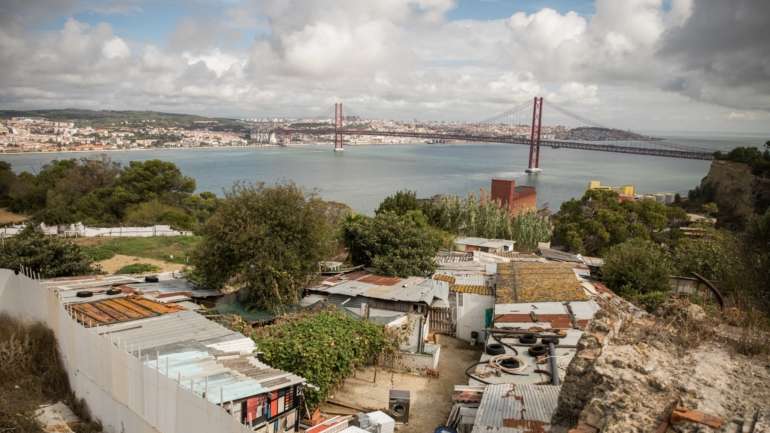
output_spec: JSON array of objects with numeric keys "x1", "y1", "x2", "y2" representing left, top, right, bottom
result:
[
  {"x1": 471, "y1": 384, "x2": 561, "y2": 433},
  {"x1": 309, "y1": 274, "x2": 449, "y2": 305},
  {"x1": 69, "y1": 295, "x2": 184, "y2": 327}
]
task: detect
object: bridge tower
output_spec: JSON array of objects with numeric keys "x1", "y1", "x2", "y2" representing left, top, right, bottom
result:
[
  {"x1": 526, "y1": 96, "x2": 543, "y2": 173},
  {"x1": 334, "y1": 102, "x2": 344, "y2": 152}
]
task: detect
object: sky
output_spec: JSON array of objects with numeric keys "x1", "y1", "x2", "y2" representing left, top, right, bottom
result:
[{"x1": 1, "y1": 0, "x2": 769, "y2": 133}]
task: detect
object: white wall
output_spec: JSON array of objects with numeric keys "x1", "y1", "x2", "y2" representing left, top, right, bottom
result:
[
  {"x1": 455, "y1": 293, "x2": 494, "y2": 343},
  {"x1": 0, "y1": 270, "x2": 252, "y2": 433},
  {"x1": 387, "y1": 314, "x2": 428, "y2": 352}
]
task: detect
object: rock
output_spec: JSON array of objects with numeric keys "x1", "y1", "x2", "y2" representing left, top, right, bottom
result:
[{"x1": 686, "y1": 304, "x2": 707, "y2": 322}]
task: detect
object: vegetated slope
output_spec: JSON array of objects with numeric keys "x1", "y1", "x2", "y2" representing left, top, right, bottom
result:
[
  {"x1": 555, "y1": 294, "x2": 770, "y2": 432},
  {"x1": 0, "y1": 108, "x2": 238, "y2": 128},
  {"x1": 692, "y1": 159, "x2": 770, "y2": 229},
  {"x1": 0, "y1": 314, "x2": 101, "y2": 433}
]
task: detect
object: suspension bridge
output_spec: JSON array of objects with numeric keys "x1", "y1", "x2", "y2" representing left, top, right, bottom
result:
[{"x1": 275, "y1": 97, "x2": 714, "y2": 172}]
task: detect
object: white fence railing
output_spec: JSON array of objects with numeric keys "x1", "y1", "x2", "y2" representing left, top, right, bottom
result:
[
  {"x1": 0, "y1": 269, "x2": 252, "y2": 433},
  {"x1": 0, "y1": 222, "x2": 192, "y2": 238}
]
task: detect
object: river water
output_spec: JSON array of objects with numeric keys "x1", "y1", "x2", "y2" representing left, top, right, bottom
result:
[{"x1": 1, "y1": 133, "x2": 764, "y2": 214}]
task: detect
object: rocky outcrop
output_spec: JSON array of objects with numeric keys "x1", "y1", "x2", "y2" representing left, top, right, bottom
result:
[
  {"x1": 554, "y1": 293, "x2": 770, "y2": 433},
  {"x1": 697, "y1": 160, "x2": 770, "y2": 228}
]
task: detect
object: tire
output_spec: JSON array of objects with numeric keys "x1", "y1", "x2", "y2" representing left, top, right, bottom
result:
[
  {"x1": 105, "y1": 288, "x2": 121, "y2": 296},
  {"x1": 518, "y1": 334, "x2": 537, "y2": 345},
  {"x1": 144, "y1": 275, "x2": 159, "y2": 283},
  {"x1": 541, "y1": 337, "x2": 559, "y2": 345},
  {"x1": 528, "y1": 344, "x2": 548, "y2": 357},
  {"x1": 76, "y1": 291, "x2": 93, "y2": 298},
  {"x1": 485, "y1": 343, "x2": 506, "y2": 355}
]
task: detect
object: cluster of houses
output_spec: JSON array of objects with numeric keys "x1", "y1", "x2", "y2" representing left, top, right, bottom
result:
[{"x1": 36, "y1": 232, "x2": 610, "y2": 433}]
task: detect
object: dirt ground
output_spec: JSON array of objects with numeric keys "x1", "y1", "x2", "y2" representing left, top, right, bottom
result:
[
  {"x1": 0, "y1": 208, "x2": 27, "y2": 225},
  {"x1": 320, "y1": 335, "x2": 481, "y2": 433},
  {"x1": 97, "y1": 254, "x2": 185, "y2": 274}
]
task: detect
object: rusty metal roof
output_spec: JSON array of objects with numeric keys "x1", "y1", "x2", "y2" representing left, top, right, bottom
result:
[
  {"x1": 68, "y1": 295, "x2": 183, "y2": 327},
  {"x1": 471, "y1": 384, "x2": 561, "y2": 433}
]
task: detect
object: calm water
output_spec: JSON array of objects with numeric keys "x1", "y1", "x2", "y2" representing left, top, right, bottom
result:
[{"x1": 1, "y1": 134, "x2": 763, "y2": 214}]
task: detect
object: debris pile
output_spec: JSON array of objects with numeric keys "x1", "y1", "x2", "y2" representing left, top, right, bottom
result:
[{"x1": 554, "y1": 293, "x2": 770, "y2": 433}]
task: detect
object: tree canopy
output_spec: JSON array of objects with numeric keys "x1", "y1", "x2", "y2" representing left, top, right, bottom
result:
[
  {"x1": 190, "y1": 182, "x2": 333, "y2": 310},
  {"x1": 5, "y1": 157, "x2": 215, "y2": 229},
  {"x1": 553, "y1": 189, "x2": 687, "y2": 256},
  {"x1": 0, "y1": 226, "x2": 98, "y2": 277},
  {"x1": 343, "y1": 210, "x2": 443, "y2": 277}
]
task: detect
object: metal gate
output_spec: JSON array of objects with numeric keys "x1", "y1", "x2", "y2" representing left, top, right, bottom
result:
[{"x1": 429, "y1": 307, "x2": 454, "y2": 335}]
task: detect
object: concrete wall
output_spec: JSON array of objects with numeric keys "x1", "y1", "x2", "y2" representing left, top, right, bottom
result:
[
  {"x1": 455, "y1": 293, "x2": 494, "y2": 343},
  {"x1": 0, "y1": 223, "x2": 192, "y2": 238},
  {"x1": 387, "y1": 314, "x2": 429, "y2": 352},
  {"x1": 382, "y1": 343, "x2": 441, "y2": 373},
  {"x1": 0, "y1": 270, "x2": 252, "y2": 433}
]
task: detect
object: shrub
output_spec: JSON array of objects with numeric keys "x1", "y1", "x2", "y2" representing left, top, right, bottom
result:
[
  {"x1": 115, "y1": 263, "x2": 160, "y2": 274},
  {"x1": 0, "y1": 226, "x2": 98, "y2": 277},
  {"x1": 602, "y1": 239, "x2": 673, "y2": 310}
]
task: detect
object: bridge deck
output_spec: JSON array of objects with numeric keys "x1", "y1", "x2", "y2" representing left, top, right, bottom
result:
[{"x1": 279, "y1": 128, "x2": 713, "y2": 161}]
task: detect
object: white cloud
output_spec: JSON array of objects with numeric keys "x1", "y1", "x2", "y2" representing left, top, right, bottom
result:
[{"x1": 0, "y1": 0, "x2": 767, "y2": 133}]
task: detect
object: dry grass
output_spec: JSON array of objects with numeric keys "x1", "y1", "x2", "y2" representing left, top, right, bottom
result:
[
  {"x1": 0, "y1": 314, "x2": 102, "y2": 433},
  {"x1": 0, "y1": 208, "x2": 28, "y2": 225}
]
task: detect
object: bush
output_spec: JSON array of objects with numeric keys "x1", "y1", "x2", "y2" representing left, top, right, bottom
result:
[
  {"x1": 602, "y1": 239, "x2": 673, "y2": 310},
  {"x1": 115, "y1": 263, "x2": 160, "y2": 274},
  {"x1": 0, "y1": 226, "x2": 98, "y2": 277},
  {"x1": 252, "y1": 311, "x2": 395, "y2": 408}
]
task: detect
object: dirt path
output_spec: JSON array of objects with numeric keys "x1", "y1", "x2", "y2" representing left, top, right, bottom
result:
[
  {"x1": 97, "y1": 254, "x2": 185, "y2": 274},
  {"x1": 0, "y1": 208, "x2": 27, "y2": 225},
  {"x1": 320, "y1": 335, "x2": 481, "y2": 432}
]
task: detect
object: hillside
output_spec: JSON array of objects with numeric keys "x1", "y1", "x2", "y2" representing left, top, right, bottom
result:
[{"x1": 0, "y1": 108, "x2": 242, "y2": 129}]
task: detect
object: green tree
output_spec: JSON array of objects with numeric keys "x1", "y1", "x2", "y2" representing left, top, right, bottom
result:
[
  {"x1": 553, "y1": 189, "x2": 686, "y2": 256},
  {"x1": 376, "y1": 190, "x2": 420, "y2": 216},
  {"x1": 0, "y1": 226, "x2": 98, "y2": 277},
  {"x1": 343, "y1": 211, "x2": 442, "y2": 277},
  {"x1": 602, "y1": 238, "x2": 672, "y2": 310},
  {"x1": 190, "y1": 182, "x2": 332, "y2": 310},
  {"x1": 115, "y1": 160, "x2": 196, "y2": 206},
  {"x1": 0, "y1": 161, "x2": 17, "y2": 207}
]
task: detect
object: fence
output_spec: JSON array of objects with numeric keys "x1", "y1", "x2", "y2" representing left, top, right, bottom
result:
[
  {"x1": 0, "y1": 269, "x2": 252, "y2": 433},
  {"x1": 0, "y1": 223, "x2": 192, "y2": 238}
]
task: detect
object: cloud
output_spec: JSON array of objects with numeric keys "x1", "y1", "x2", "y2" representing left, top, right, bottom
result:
[
  {"x1": 659, "y1": 0, "x2": 770, "y2": 111},
  {"x1": 0, "y1": 0, "x2": 767, "y2": 133}
]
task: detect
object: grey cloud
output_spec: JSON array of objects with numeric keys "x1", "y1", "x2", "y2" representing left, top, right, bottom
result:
[{"x1": 659, "y1": 0, "x2": 770, "y2": 110}]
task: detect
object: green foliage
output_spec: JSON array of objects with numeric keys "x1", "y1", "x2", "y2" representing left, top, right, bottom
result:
[
  {"x1": 602, "y1": 239, "x2": 672, "y2": 310},
  {"x1": 115, "y1": 263, "x2": 161, "y2": 274},
  {"x1": 420, "y1": 194, "x2": 551, "y2": 251},
  {"x1": 6, "y1": 157, "x2": 212, "y2": 229},
  {"x1": 252, "y1": 311, "x2": 394, "y2": 408},
  {"x1": 79, "y1": 236, "x2": 200, "y2": 264},
  {"x1": 343, "y1": 211, "x2": 442, "y2": 277},
  {"x1": 0, "y1": 226, "x2": 98, "y2": 277},
  {"x1": 0, "y1": 161, "x2": 16, "y2": 207},
  {"x1": 376, "y1": 190, "x2": 420, "y2": 216},
  {"x1": 191, "y1": 182, "x2": 332, "y2": 310},
  {"x1": 124, "y1": 200, "x2": 195, "y2": 230},
  {"x1": 553, "y1": 189, "x2": 687, "y2": 256}
]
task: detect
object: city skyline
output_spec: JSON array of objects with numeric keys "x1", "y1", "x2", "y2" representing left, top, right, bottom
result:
[{"x1": 1, "y1": 0, "x2": 769, "y2": 133}]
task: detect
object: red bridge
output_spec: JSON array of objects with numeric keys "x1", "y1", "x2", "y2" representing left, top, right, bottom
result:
[{"x1": 276, "y1": 98, "x2": 714, "y2": 172}]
